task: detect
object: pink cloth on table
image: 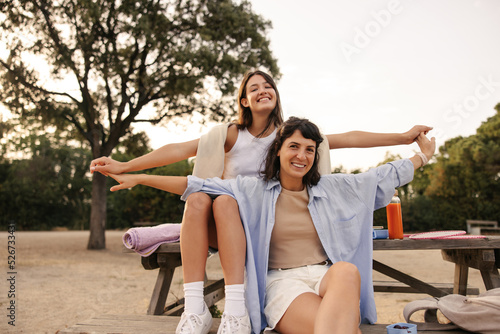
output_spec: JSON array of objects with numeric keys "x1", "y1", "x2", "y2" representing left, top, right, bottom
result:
[{"x1": 122, "y1": 223, "x2": 181, "y2": 257}]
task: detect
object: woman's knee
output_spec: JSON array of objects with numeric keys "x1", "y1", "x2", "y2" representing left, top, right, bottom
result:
[
  {"x1": 213, "y1": 195, "x2": 239, "y2": 217},
  {"x1": 325, "y1": 262, "x2": 361, "y2": 286},
  {"x1": 185, "y1": 192, "x2": 212, "y2": 214},
  {"x1": 213, "y1": 195, "x2": 237, "y2": 210},
  {"x1": 213, "y1": 195, "x2": 242, "y2": 229}
]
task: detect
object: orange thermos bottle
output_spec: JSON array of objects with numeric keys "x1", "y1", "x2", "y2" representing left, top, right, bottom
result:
[{"x1": 386, "y1": 190, "x2": 403, "y2": 239}]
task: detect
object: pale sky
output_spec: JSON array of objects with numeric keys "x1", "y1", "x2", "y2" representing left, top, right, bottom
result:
[
  {"x1": 141, "y1": 0, "x2": 500, "y2": 171},
  {"x1": 249, "y1": 0, "x2": 500, "y2": 170},
  {"x1": 3, "y1": 1, "x2": 500, "y2": 171}
]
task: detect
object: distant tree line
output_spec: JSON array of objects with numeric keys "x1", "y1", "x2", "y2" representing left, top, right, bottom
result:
[
  {"x1": 0, "y1": 117, "x2": 193, "y2": 230},
  {"x1": 1, "y1": 105, "x2": 499, "y2": 232},
  {"x1": 374, "y1": 104, "x2": 500, "y2": 232}
]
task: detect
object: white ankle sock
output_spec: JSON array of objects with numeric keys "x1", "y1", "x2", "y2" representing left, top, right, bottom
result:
[
  {"x1": 224, "y1": 284, "x2": 246, "y2": 317},
  {"x1": 184, "y1": 281, "x2": 205, "y2": 315}
]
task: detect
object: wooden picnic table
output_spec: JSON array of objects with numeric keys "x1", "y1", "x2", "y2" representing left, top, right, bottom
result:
[
  {"x1": 373, "y1": 236, "x2": 500, "y2": 296},
  {"x1": 139, "y1": 236, "x2": 500, "y2": 316}
]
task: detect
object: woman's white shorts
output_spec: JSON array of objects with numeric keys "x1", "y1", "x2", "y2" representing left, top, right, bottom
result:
[{"x1": 264, "y1": 263, "x2": 330, "y2": 329}]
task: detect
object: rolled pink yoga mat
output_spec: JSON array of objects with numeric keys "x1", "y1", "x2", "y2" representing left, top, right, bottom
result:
[{"x1": 122, "y1": 223, "x2": 181, "y2": 256}]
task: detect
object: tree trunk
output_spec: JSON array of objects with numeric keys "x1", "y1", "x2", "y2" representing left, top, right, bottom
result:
[{"x1": 88, "y1": 172, "x2": 107, "y2": 249}]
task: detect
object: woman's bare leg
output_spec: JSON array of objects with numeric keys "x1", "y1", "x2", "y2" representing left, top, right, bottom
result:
[
  {"x1": 316, "y1": 262, "x2": 361, "y2": 334},
  {"x1": 212, "y1": 195, "x2": 251, "y2": 334},
  {"x1": 212, "y1": 195, "x2": 246, "y2": 284},
  {"x1": 275, "y1": 292, "x2": 321, "y2": 334},
  {"x1": 180, "y1": 192, "x2": 218, "y2": 283},
  {"x1": 275, "y1": 262, "x2": 361, "y2": 334}
]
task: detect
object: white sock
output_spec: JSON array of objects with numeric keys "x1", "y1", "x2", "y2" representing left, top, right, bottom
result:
[
  {"x1": 224, "y1": 284, "x2": 246, "y2": 317},
  {"x1": 184, "y1": 281, "x2": 205, "y2": 315}
]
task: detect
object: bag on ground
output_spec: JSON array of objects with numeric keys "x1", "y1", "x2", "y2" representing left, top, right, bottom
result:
[{"x1": 403, "y1": 288, "x2": 500, "y2": 333}]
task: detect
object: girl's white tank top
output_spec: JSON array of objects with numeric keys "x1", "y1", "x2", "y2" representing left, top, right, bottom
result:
[{"x1": 222, "y1": 128, "x2": 277, "y2": 179}]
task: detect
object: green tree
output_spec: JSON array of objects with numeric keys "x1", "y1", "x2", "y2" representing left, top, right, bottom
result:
[
  {"x1": 425, "y1": 105, "x2": 500, "y2": 228},
  {"x1": 0, "y1": 0, "x2": 279, "y2": 249},
  {"x1": 107, "y1": 160, "x2": 193, "y2": 228},
  {"x1": 0, "y1": 117, "x2": 92, "y2": 230},
  {"x1": 105, "y1": 131, "x2": 193, "y2": 229}
]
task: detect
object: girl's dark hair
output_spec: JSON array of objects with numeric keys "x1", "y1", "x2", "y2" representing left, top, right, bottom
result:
[
  {"x1": 262, "y1": 117, "x2": 323, "y2": 186},
  {"x1": 236, "y1": 70, "x2": 284, "y2": 137}
]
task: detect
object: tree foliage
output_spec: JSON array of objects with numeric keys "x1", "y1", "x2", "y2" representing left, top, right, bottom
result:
[
  {"x1": 345, "y1": 106, "x2": 500, "y2": 232},
  {"x1": 106, "y1": 133, "x2": 193, "y2": 228},
  {"x1": 0, "y1": 117, "x2": 92, "y2": 230},
  {"x1": 424, "y1": 105, "x2": 500, "y2": 227},
  {"x1": 0, "y1": 0, "x2": 279, "y2": 248},
  {"x1": 106, "y1": 159, "x2": 193, "y2": 229},
  {"x1": 1, "y1": 0, "x2": 279, "y2": 156}
]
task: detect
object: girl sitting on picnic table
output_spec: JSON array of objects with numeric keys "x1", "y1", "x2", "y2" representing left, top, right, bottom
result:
[
  {"x1": 91, "y1": 70, "x2": 431, "y2": 334},
  {"x1": 107, "y1": 116, "x2": 436, "y2": 334}
]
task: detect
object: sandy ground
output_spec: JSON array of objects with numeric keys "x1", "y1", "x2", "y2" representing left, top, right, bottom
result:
[{"x1": 0, "y1": 230, "x2": 487, "y2": 334}]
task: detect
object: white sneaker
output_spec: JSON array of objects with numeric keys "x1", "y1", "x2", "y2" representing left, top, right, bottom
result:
[
  {"x1": 217, "y1": 311, "x2": 251, "y2": 334},
  {"x1": 176, "y1": 305, "x2": 213, "y2": 334}
]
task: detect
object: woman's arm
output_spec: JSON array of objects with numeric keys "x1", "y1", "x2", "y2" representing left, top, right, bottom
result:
[
  {"x1": 326, "y1": 125, "x2": 432, "y2": 149},
  {"x1": 90, "y1": 139, "x2": 199, "y2": 175},
  {"x1": 409, "y1": 133, "x2": 436, "y2": 170},
  {"x1": 108, "y1": 173, "x2": 188, "y2": 195}
]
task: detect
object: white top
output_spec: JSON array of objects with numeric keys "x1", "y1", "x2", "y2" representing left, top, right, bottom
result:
[{"x1": 222, "y1": 128, "x2": 277, "y2": 179}]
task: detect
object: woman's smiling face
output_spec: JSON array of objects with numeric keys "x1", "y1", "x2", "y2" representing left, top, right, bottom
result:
[
  {"x1": 240, "y1": 74, "x2": 277, "y2": 116},
  {"x1": 277, "y1": 129, "x2": 316, "y2": 191}
]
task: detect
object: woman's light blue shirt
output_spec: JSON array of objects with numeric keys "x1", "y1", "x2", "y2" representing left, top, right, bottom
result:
[{"x1": 182, "y1": 159, "x2": 414, "y2": 333}]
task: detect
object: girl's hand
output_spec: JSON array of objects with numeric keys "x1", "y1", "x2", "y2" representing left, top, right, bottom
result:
[
  {"x1": 403, "y1": 125, "x2": 433, "y2": 144},
  {"x1": 108, "y1": 173, "x2": 140, "y2": 192},
  {"x1": 415, "y1": 132, "x2": 436, "y2": 161},
  {"x1": 90, "y1": 156, "x2": 124, "y2": 176}
]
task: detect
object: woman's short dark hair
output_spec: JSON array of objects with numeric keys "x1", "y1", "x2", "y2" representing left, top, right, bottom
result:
[
  {"x1": 236, "y1": 70, "x2": 284, "y2": 138},
  {"x1": 262, "y1": 117, "x2": 323, "y2": 186}
]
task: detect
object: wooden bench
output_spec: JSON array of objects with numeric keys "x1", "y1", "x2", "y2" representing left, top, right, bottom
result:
[
  {"x1": 466, "y1": 220, "x2": 498, "y2": 235},
  {"x1": 59, "y1": 315, "x2": 474, "y2": 333},
  {"x1": 373, "y1": 281, "x2": 479, "y2": 295},
  {"x1": 481, "y1": 227, "x2": 500, "y2": 235},
  {"x1": 133, "y1": 221, "x2": 161, "y2": 227}
]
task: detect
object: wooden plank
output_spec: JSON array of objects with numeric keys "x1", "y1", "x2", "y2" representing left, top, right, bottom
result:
[
  {"x1": 373, "y1": 236, "x2": 500, "y2": 251},
  {"x1": 373, "y1": 260, "x2": 449, "y2": 297},
  {"x1": 141, "y1": 252, "x2": 160, "y2": 270},
  {"x1": 441, "y1": 249, "x2": 498, "y2": 271},
  {"x1": 373, "y1": 280, "x2": 479, "y2": 295},
  {"x1": 481, "y1": 227, "x2": 500, "y2": 235},
  {"x1": 135, "y1": 236, "x2": 500, "y2": 254},
  {"x1": 58, "y1": 315, "x2": 474, "y2": 334}
]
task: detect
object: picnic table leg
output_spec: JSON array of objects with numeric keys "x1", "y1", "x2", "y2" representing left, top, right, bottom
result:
[
  {"x1": 453, "y1": 263, "x2": 469, "y2": 295},
  {"x1": 146, "y1": 253, "x2": 182, "y2": 315},
  {"x1": 480, "y1": 249, "x2": 500, "y2": 289},
  {"x1": 480, "y1": 268, "x2": 500, "y2": 290},
  {"x1": 442, "y1": 249, "x2": 500, "y2": 292}
]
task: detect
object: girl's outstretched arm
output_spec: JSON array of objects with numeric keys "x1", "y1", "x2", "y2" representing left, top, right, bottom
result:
[
  {"x1": 108, "y1": 173, "x2": 188, "y2": 195},
  {"x1": 326, "y1": 125, "x2": 432, "y2": 149},
  {"x1": 90, "y1": 139, "x2": 199, "y2": 176}
]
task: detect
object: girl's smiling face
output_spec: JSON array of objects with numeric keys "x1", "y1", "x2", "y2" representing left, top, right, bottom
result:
[
  {"x1": 277, "y1": 130, "x2": 316, "y2": 191},
  {"x1": 240, "y1": 74, "x2": 277, "y2": 116}
]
